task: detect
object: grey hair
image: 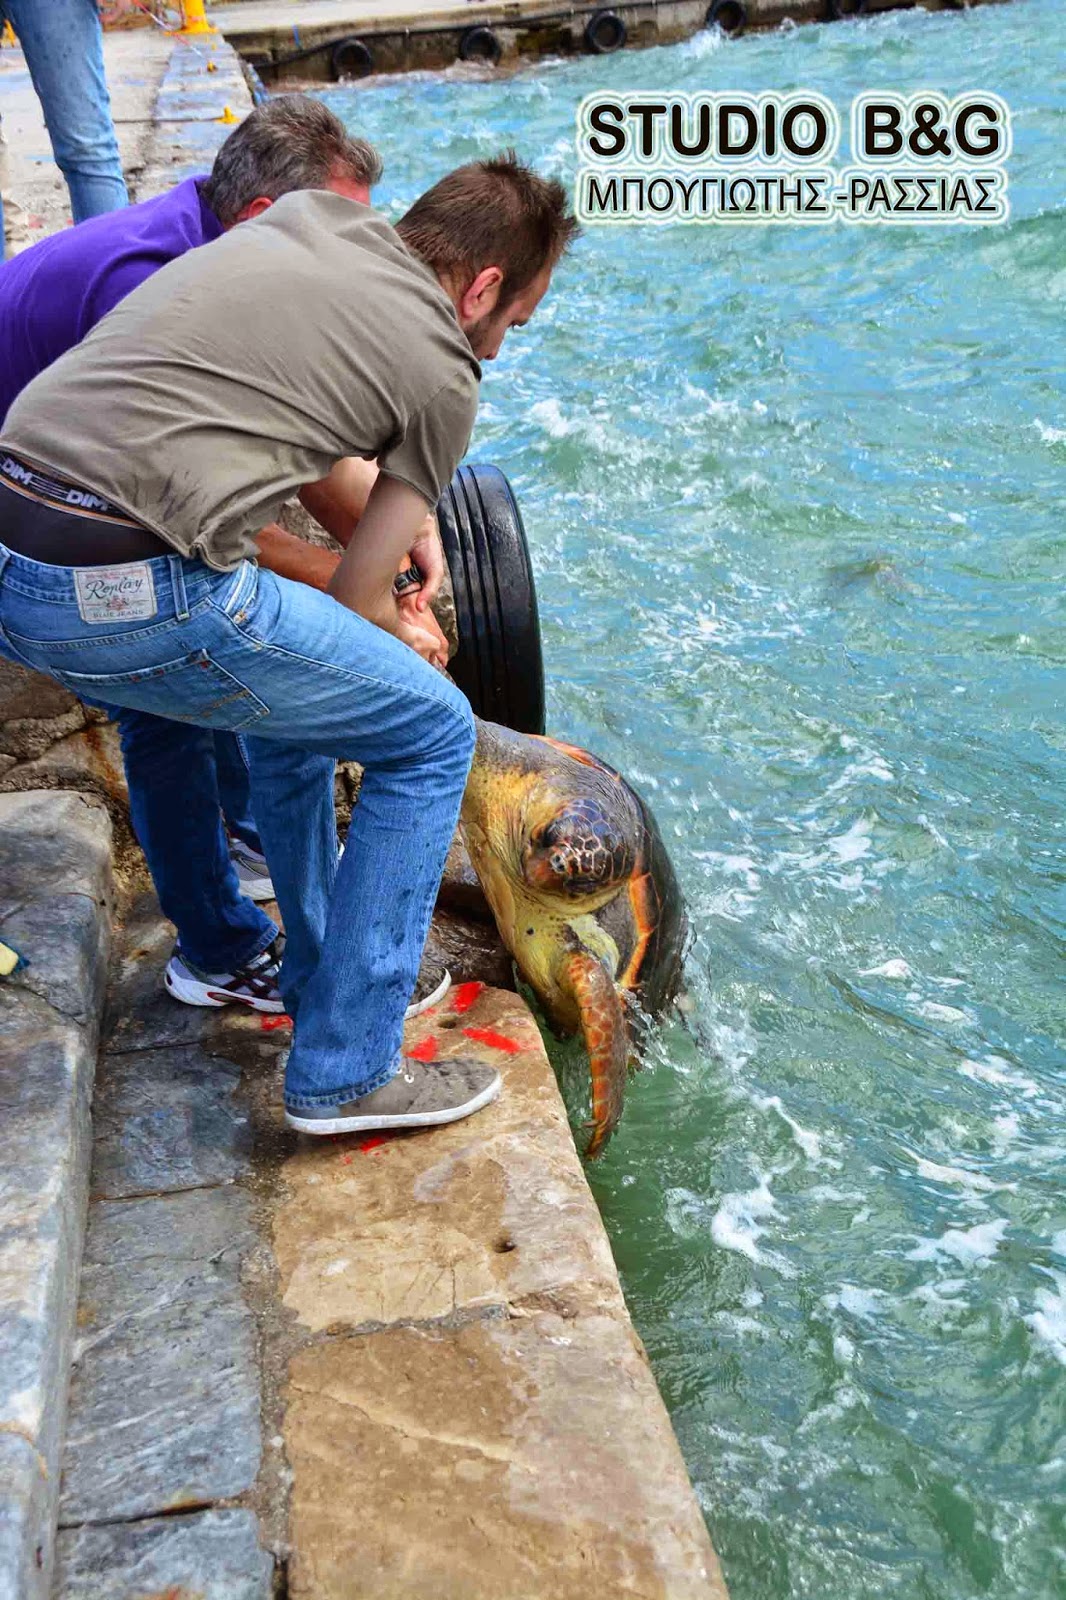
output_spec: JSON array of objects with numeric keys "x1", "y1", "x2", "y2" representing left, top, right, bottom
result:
[{"x1": 200, "y1": 94, "x2": 383, "y2": 225}]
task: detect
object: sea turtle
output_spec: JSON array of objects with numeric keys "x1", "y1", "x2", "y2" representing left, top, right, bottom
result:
[{"x1": 460, "y1": 718, "x2": 687, "y2": 1157}]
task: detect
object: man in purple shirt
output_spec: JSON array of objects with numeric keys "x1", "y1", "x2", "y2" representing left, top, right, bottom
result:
[{"x1": 0, "y1": 94, "x2": 387, "y2": 1012}]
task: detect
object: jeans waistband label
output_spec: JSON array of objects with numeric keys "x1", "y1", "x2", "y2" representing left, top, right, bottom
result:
[{"x1": 75, "y1": 564, "x2": 158, "y2": 625}]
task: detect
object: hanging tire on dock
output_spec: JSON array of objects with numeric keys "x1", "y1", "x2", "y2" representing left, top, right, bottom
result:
[
  {"x1": 826, "y1": 0, "x2": 868, "y2": 17},
  {"x1": 459, "y1": 24, "x2": 502, "y2": 64},
  {"x1": 704, "y1": 0, "x2": 747, "y2": 35},
  {"x1": 331, "y1": 37, "x2": 374, "y2": 78},
  {"x1": 436, "y1": 464, "x2": 545, "y2": 735},
  {"x1": 584, "y1": 10, "x2": 627, "y2": 54}
]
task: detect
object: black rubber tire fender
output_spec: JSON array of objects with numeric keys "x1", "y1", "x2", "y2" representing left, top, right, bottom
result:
[
  {"x1": 459, "y1": 24, "x2": 502, "y2": 63},
  {"x1": 704, "y1": 0, "x2": 747, "y2": 35},
  {"x1": 435, "y1": 464, "x2": 545, "y2": 735},
  {"x1": 826, "y1": 0, "x2": 868, "y2": 17},
  {"x1": 331, "y1": 37, "x2": 374, "y2": 78},
  {"x1": 584, "y1": 9, "x2": 627, "y2": 53}
]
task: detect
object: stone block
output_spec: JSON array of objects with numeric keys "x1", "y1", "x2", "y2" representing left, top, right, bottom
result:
[
  {"x1": 274, "y1": 987, "x2": 620, "y2": 1335},
  {"x1": 0, "y1": 792, "x2": 112, "y2": 1027},
  {"x1": 90, "y1": 1043, "x2": 251, "y2": 1200},
  {"x1": 55, "y1": 1509, "x2": 274, "y2": 1600},
  {"x1": 0, "y1": 790, "x2": 112, "y2": 1598},
  {"x1": 0, "y1": 791, "x2": 112, "y2": 915},
  {"x1": 60, "y1": 1187, "x2": 261, "y2": 1524},
  {"x1": 0, "y1": 657, "x2": 77, "y2": 724},
  {"x1": 0, "y1": 1014, "x2": 94, "y2": 1451},
  {"x1": 0, "y1": 705, "x2": 87, "y2": 764},
  {"x1": 0, "y1": 722, "x2": 126, "y2": 807},
  {"x1": 285, "y1": 1315, "x2": 726, "y2": 1600},
  {"x1": 0, "y1": 1434, "x2": 50, "y2": 1600}
]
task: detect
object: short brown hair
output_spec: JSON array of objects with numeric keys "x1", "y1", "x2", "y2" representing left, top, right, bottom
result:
[
  {"x1": 396, "y1": 150, "x2": 579, "y2": 302},
  {"x1": 201, "y1": 94, "x2": 382, "y2": 226}
]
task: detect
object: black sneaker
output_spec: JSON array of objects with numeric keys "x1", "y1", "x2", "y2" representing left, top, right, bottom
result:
[{"x1": 284, "y1": 1055, "x2": 501, "y2": 1136}]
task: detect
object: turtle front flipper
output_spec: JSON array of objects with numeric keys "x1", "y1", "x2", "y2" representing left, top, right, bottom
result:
[{"x1": 561, "y1": 950, "x2": 628, "y2": 1159}]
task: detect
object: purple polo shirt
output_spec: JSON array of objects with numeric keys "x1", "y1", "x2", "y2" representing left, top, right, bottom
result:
[{"x1": 0, "y1": 175, "x2": 222, "y2": 423}]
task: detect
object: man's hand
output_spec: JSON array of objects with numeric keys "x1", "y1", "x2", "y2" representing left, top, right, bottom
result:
[
  {"x1": 396, "y1": 588, "x2": 450, "y2": 669},
  {"x1": 407, "y1": 514, "x2": 445, "y2": 611},
  {"x1": 391, "y1": 607, "x2": 449, "y2": 667}
]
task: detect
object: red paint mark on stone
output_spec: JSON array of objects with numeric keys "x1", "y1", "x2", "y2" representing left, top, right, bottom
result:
[
  {"x1": 358, "y1": 1134, "x2": 389, "y2": 1153},
  {"x1": 407, "y1": 1035, "x2": 438, "y2": 1062},
  {"x1": 450, "y1": 981, "x2": 485, "y2": 1014},
  {"x1": 260, "y1": 1014, "x2": 292, "y2": 1031},
  {"x1": 462, "y1": 1026, "x2": 522, "y2": 1055}
]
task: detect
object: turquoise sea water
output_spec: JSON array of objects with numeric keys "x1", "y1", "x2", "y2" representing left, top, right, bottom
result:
[{"x1": 325, "y1": 4, "x2": 1065, "y2": 1592}]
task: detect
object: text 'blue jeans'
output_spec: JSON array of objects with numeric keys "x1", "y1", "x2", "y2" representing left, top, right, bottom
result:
[
  {"x1": 1, "y1": 0, "x2": 127, "y2": 236},
  {"x1": 0, "y1": 548, "x2": 476, "y2": 1108}
]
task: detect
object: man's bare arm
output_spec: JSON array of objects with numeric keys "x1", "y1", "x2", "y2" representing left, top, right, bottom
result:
[
  {"x1": 297, "y1": 458, "x2": 379, "y2": 548},
  {"x1": 255, "y1": 524, "x2": 340, "y2": 590},
  {"x1": 301, "y1": 457, "x2": 446, "y2": 607},
  {"x1": 328, "y1": 474, "x2": 429, "y2": 618}
]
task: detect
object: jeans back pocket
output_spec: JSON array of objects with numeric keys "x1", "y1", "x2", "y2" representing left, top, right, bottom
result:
[{"x1": 53, "y1": 648, "x2": 270, "y2": 732}]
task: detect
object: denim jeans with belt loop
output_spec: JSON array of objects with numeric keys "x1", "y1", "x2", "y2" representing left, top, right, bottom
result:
[
  {"x1": 0, "y1": 547, "x2": 476, "y2": 1108},
  {"x1": 0, "y1": 0, "x2": 127, "y2": 237}
]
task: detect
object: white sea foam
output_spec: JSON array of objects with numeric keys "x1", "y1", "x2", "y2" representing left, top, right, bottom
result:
[
  {"x1": 711, "y1": 1179, "x2": 796, "y2": 1277},
  {"x1": 906, "y1": 1218, "x2": 1008, "y2": 1268},
  {"x1": 992, "y1": 1112, "x2": 1021, "y2": 1154},
  {"x1": 754, "y1": 1094, "x2": 833, "y2": 1166},
  {"x1": 833, "y1": 1333, "x2": 856, "y2": 1365},
  {"x1": 910, "y1": 1282, "x2": 968, "y2": 1321},
  {"x1": 1025, "y1": 1270, "x2": 1066, "y2": 1365},
  {"x1": 860, "y1": 958, "x2": 912, "y2": 980},
  {"x1": 916, "y1": 1001, "x2": 970, "y2": 1024},
  {"x1": 1033, "y1": 418, "x2": 1066, "y2": 445},
  {"x1": 909, "y1": 1152, "x2": 1011, "y2": 1195},
  {"x1": 824, "y1": 755, "x2": 894, "y2": 798},
  {"x1": 828, "y1": 817, "x2": 873, "y2": 863},
  {"x1": 958, "y1": 1055, "x2": 1040, "y2": 1098}
]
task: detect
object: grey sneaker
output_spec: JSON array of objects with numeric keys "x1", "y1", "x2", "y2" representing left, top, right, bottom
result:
[{"x1": 284, "y1": 1055, "x2": 501, "y2": 1136}]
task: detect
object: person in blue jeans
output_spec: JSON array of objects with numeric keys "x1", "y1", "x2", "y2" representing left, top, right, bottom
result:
[
  {"x1": 0, "y1": 94, "x2": 408, "y2": 1012},
  {"x1": 0, "y1": 0, "x2": 128, "y2": 243},
  {"x1": 0, "y1": 156, "x2": 578, "y2": 1136}
]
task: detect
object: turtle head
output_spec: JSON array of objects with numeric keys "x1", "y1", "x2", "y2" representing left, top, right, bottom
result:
[{"x1": 520, "y1": 794, "x2": 634, "y2": 903}]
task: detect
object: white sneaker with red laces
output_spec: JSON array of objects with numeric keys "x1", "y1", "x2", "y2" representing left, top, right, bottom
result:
[
  {"x1": 229, "y1": 840, "x2": 275, "y2": 903},
  {"x1": 164, "y1": 939, "x2": 286, "y2": 1013}
]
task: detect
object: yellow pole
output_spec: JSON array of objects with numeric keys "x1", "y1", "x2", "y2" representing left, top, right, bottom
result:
[{"x1": 179, "y1": 0, "x2": 216, "y2": 34}]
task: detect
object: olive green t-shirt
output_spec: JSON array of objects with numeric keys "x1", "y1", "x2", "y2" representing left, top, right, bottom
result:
[{"x1": 0, "y1": 191, "x2": 482, "y2": 571}]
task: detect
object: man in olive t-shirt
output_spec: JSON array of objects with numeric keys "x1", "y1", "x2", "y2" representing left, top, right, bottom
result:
[{"x1": 0, "y1": 153, "x2": 578, "y2": 1137}]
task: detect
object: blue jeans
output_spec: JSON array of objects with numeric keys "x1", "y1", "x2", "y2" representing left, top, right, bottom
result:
[
  {"x1": 107, "y1": 706, "x2": 277, "y2": 975},
  {"x1": 0, "y1": 548, "x2": 476, "y2": 1107},
  {"x1": 1, "y1": 0, "x2": 127, "y2": 228}
]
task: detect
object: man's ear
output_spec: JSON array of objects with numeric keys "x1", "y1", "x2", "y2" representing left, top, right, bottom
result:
[
  {"x1": 232, "y1": 195, "x2": 274, "y2": 224},
  {"x1": 457, "y1": 265, "x2": 504, "y2": 323}
]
